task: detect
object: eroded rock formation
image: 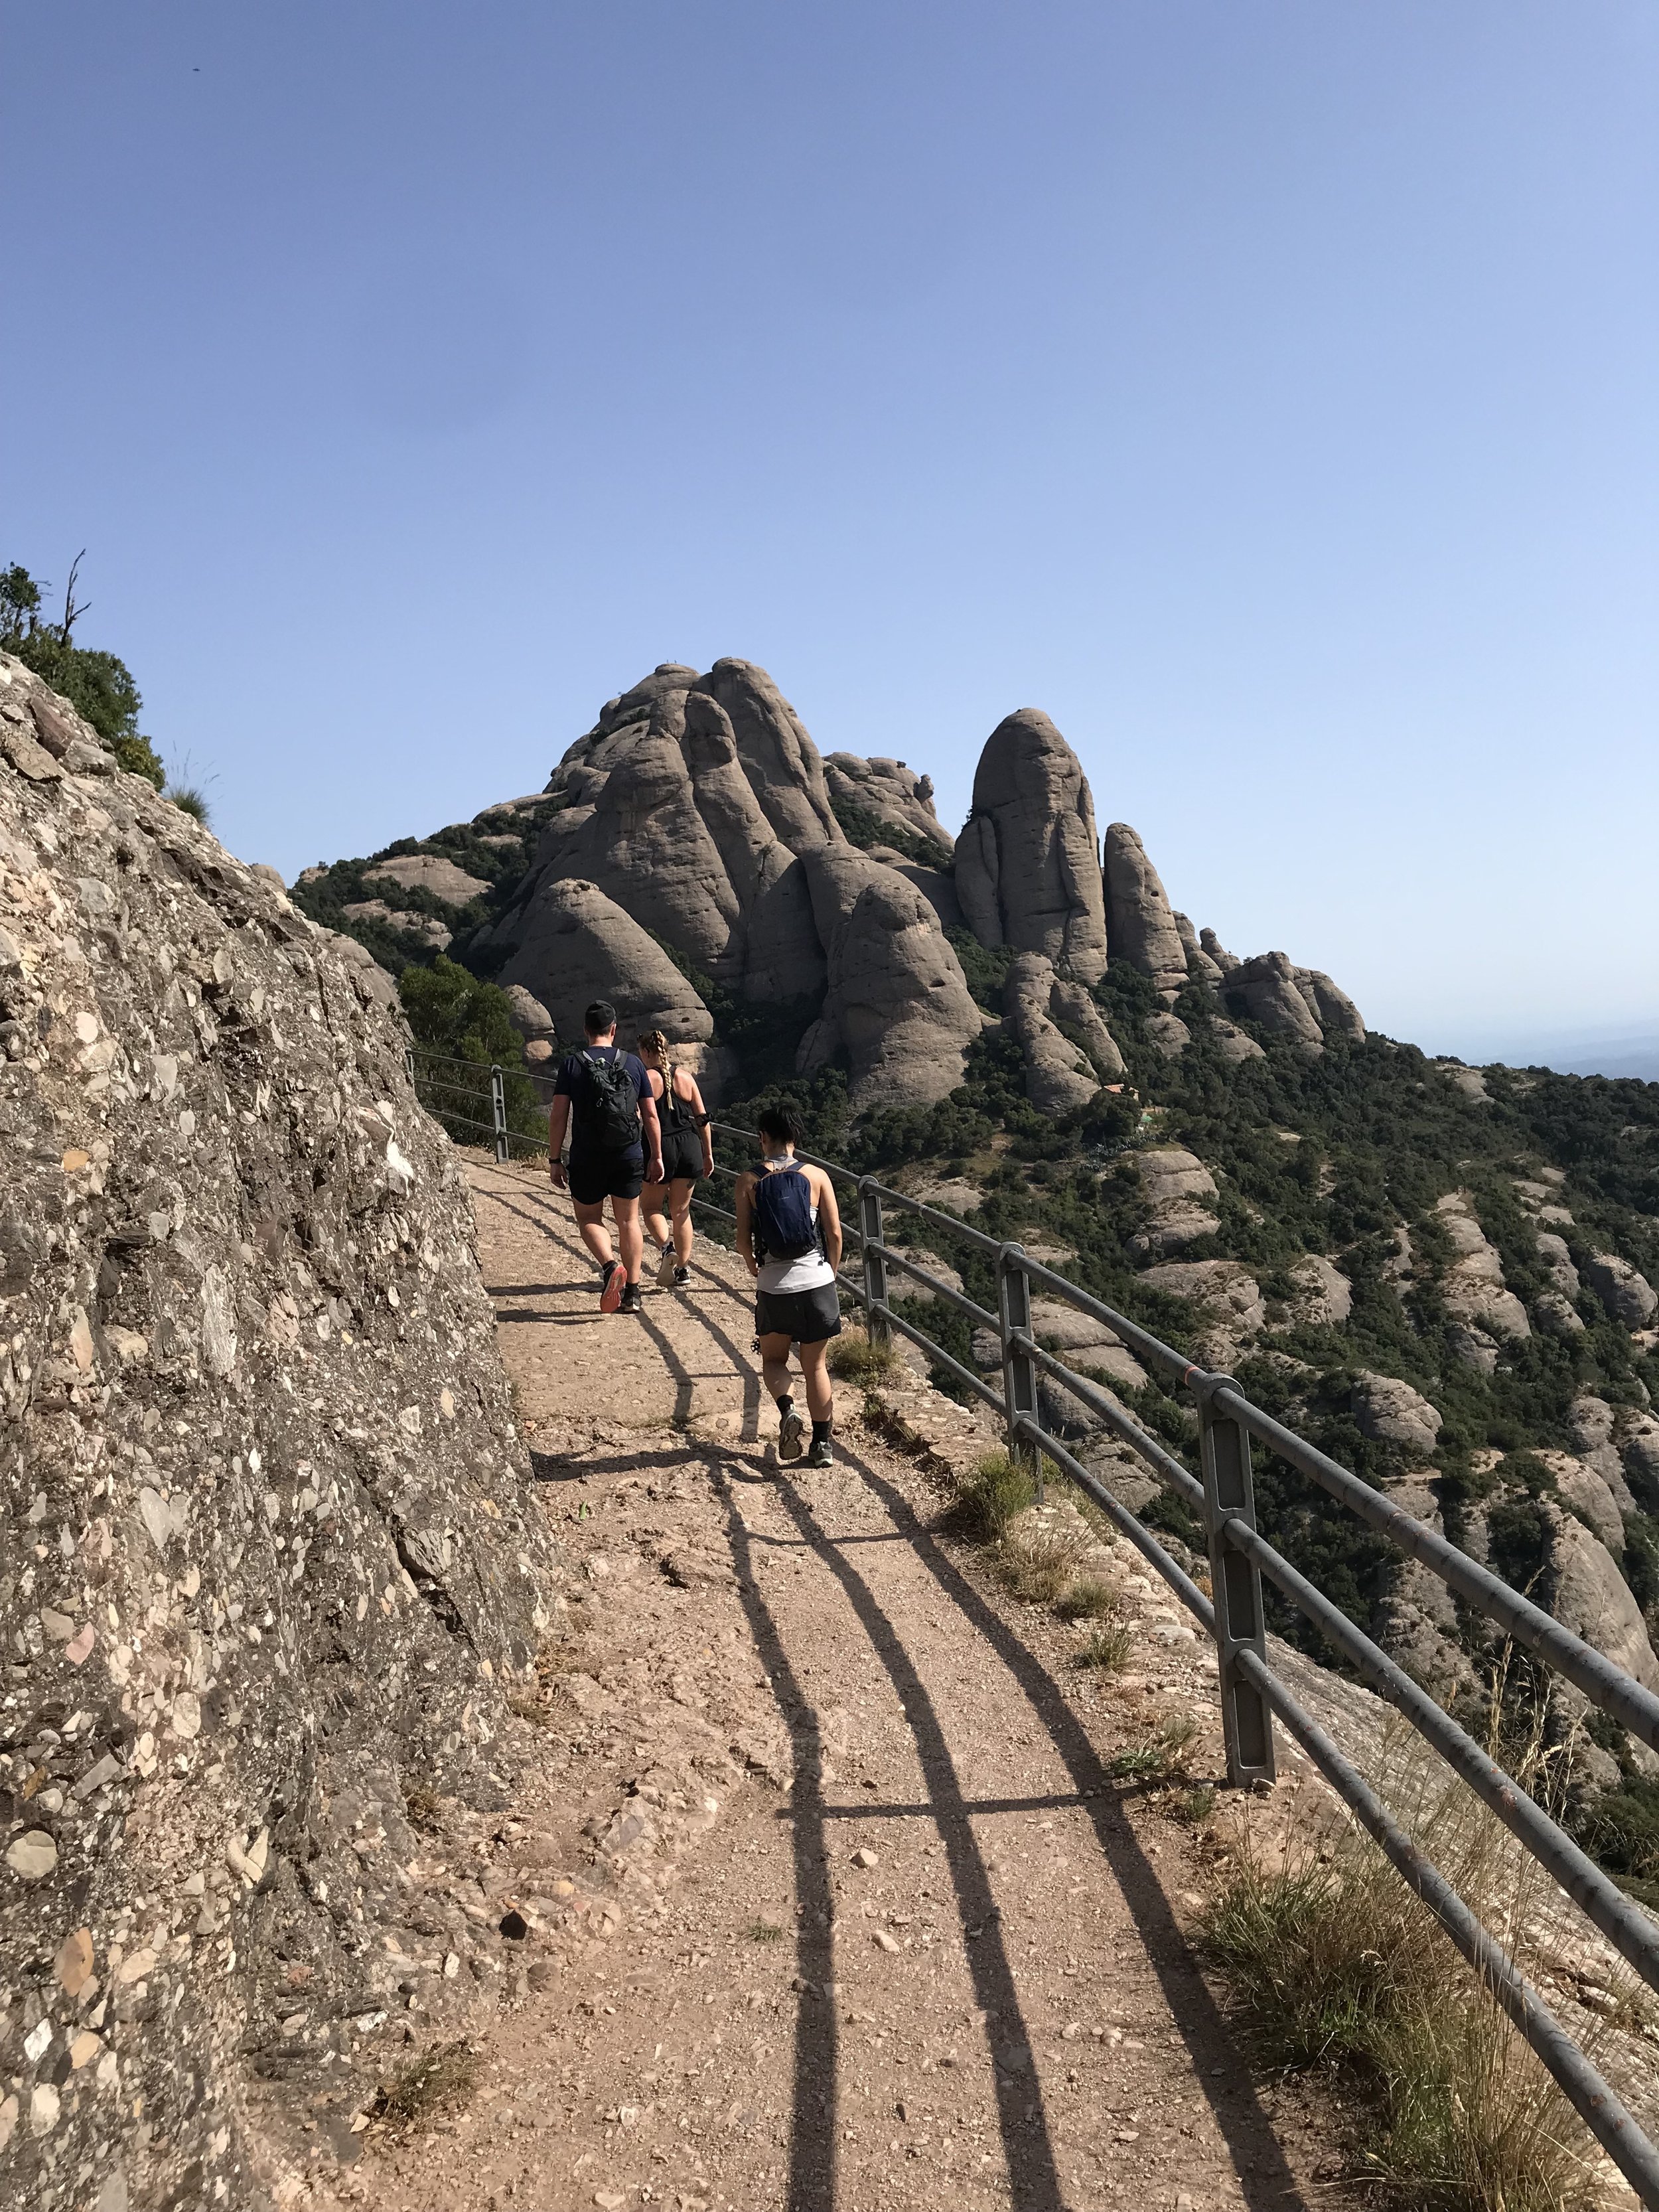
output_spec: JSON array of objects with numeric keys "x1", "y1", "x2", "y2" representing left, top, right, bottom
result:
[
  {"x1": 955, "y1": 710, "x2": 1108, "y2": 982},
  {"x1": 1102, "y1": 824, "x2": 1188, "y2": 998},
  {"x1": 0, "y1": 653, "x2": 559, "y2": 2210}
]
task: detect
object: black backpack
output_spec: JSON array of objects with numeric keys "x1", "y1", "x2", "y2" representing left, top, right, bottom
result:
[
  {"x1": 754, "y1": 1160, "x2": 818, "y2": 1261},
  {"x1": 579, "y1": 1048, "x2": 642, "y2": 1149}
]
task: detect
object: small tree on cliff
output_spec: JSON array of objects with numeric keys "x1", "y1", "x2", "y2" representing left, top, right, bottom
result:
[
  {"x1": 398, "y1": 957, "x2": 541, "y2": 1145},
  {"x1": 1, "y1": 557, "x2": 165, "y2": 787}
]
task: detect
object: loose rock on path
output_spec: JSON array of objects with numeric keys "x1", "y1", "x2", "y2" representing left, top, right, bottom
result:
[{"x1": 330, "y1": 1158, "x2": 1340, "y2": 2212}]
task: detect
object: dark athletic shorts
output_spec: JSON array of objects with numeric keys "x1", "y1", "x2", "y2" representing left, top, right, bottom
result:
[
  {"x1": 755, "y1": 1282, "x2": 843, "y2": 1346},
  {"x1": 649, "y1": 1128, "x2": 704, "y2": 1185},
  {"x1": 567, "y1": 1151, "x2": 644, "y2": 1207}
]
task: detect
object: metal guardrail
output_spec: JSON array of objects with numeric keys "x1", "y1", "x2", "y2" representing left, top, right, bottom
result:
[{"x1": 404, "y1": 1055, "x2": 1659, "y2": 2200}]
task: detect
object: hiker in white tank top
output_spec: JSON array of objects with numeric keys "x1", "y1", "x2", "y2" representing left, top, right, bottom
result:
[
  {"x1": 757, "y1": 1176, "x2": 835, "y2": 1295},
  {"x1": 734, "y1": 1108, "x2": 844, "y2": 1469}
]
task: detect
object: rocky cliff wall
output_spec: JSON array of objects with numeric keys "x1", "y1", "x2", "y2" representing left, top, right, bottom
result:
[{"x1": 0, "y1": 654, "x2": 560, "y2": 2209}]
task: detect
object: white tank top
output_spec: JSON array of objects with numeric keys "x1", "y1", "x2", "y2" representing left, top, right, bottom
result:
[{"x1": 756, "y1": 1169, "x2": 836, "y2": 1295}]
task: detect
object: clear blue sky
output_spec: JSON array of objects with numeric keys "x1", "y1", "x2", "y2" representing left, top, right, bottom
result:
[{"x1": 5, "y1": 2, "x2": 1654, "y2": 1061}]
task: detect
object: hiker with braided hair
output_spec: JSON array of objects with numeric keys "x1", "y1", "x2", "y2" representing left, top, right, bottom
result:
[{"x1": 636, "y1": 1030, "x2": 713, "y2": 1290}]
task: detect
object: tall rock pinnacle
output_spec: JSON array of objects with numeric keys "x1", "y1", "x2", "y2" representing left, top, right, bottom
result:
[
  {"x1": 1102, "y1": 823, "x2": 1190, "y2": 999},
  {"x1": 956, "y1": 709, "x2": 1108, "y2": 983}
]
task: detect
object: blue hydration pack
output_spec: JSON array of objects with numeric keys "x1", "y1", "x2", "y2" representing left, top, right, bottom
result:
[{"x1": 754, "y1": 1161, "x2": 818, "y2": 1261}]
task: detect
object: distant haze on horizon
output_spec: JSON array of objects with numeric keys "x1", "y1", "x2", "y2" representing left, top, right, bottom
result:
[{"x1": 3, "y1": 2, "x2": 1654, "y2": 1070}]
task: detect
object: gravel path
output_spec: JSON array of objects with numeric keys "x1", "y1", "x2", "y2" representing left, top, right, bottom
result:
[{"x1": 344, "y1": 1159, "x2": 1337, "y2": 2212}]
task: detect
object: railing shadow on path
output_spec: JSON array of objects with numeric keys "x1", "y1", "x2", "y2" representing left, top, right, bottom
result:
[
  {"x1": 676, "y1": 1290, "x2": 1311, "y2": 2212},
  {"x1": 471, "y1": 1158, "x2": 1305, "y2": 2206}
]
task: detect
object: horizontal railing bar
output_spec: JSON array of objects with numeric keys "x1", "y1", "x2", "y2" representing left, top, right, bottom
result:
[
  {"x1": 421, "y1": 1109, "x2": 500, "y2": 1139},
  {"x1": 1234, "y1": 1646, "x2": 1659, "y2": 2205},
  {"x1": 867, "y1": 1241, "x2": 999, "y2": 1331},
  {"x1": 1011, "y1": 1250, "x2": 1192, "y2": 1386},
  {"x1": 1216, "y1": 1511, "x2": 1659, "y2": 1996},
  {"x1": 1010, "y1": 1416, "x2": 1216, "y2": 1633},
  {"x1": 857, "y1": 1182, "x2": 1008, "y2": 1260},
  {"x1": 1217, "y1": 1388, "x2": 1659, "y2": 1756},
  {"x1": 415, "y1": 1078, "x2": 495, "y2": 1103},
  {"x1": 869, "y1": 1301, "x2": 1007, "y2": 1415},
  {"x1": 1011, "y1": 1333, "x2": 1205, "y2": 1509}
]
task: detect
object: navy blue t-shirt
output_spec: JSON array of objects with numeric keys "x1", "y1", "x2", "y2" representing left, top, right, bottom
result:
[{"x1": 553, "y1": 1045, "x2": 652, "y2": 1164}]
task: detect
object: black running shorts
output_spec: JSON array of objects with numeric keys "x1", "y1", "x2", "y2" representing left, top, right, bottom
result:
[
  {"x1": 650, "y1": 1128, "x2": 705, "y2": 1185},
  {"x1": 755, "y1": 1282, "x2": 843, "y2": 1346},
  {"x1": 567, "y1": 1151, "x2": 644, "y2": 1206}
]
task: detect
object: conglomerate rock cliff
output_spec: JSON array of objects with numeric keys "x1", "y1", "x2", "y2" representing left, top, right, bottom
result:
[{"x1": 0, "y1": 653, "x2": 560, "y2": 2209}]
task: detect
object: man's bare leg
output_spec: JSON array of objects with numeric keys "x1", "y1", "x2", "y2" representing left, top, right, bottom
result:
[
  {"x1": 573, "y1": 1198, "x2": 614, "y2": 1270},
  {"x1": 612, "y1": 1196, "x2": 645, "y2": 1286}
]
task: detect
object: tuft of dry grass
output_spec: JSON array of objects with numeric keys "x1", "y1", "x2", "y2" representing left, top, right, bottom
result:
[
  {"x1": 944, "y1": 1452, "x2": 1037, "y2": 1545},
  {"x1": 1200, "y1": 1755, "x2": 1605, "y2": 2211},
  {"x1": 1106, "y1": 1712, "x2": 1198, "y2": 1782},
  {"x1": 1054, "y1": 1574, "x2": 1118, "y2": 1622},
  {"x1": 368, "y1": 2040, "x2": 478, "y2": 2132},
  {"x1": 828, "y1": 1331, "x2": 901, "y2": 1386},
  {"x1": 744, "y1": 1919, "x2": 785, "y2": 1944},
  {"x1": 1074, "y1": 1621, "x2": 1133, "y2": 1673},
  {"x1": 999, "y1": 1528, "x2": 1082, "y2": 1606}
]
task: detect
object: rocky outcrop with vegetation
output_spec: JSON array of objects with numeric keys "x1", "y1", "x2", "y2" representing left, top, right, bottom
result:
[{"x1": 0, "y1": 653, "x2": 560, "y2": 2209}]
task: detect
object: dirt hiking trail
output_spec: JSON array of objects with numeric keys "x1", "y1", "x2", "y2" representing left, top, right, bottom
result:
[{"x1": 335, "y1": 1157, "x2": 1340, "y2": 2212}]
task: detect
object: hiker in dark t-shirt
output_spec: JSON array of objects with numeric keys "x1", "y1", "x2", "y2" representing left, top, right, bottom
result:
[{"x1": 548, "y1": 1000, "x2": 663, "y2": 1317}]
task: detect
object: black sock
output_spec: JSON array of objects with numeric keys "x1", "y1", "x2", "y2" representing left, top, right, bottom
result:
[
  {"x1": 812, "y1": 1420, "x2": 831, "y2": 1445},
  {"x1": 776, "y1": 1394, "x2": 794, "y2": 1418}
]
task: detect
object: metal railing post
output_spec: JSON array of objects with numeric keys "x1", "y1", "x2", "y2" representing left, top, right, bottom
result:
[
  {"x1": 998, "y1": 1244, "x2": 1041, "y2": 1498},
  {"x1": 859, "y1": 1179, "x2": 889, "y2": 1345},
  {"x1": 490, "y1": 1064, "x2": 509, "y2": 1165},
  {"x1": 1196, "y1": 1373, "x2": 1275, "y2": 1788}
]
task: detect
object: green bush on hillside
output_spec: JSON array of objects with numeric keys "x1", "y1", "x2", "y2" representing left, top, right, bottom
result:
[
  {"x1": 399, "y1": 957, "x2": 543, "y2": 1149},
  {"x1": 1, "y1": 560, "x2": 165, "y2": 786}
]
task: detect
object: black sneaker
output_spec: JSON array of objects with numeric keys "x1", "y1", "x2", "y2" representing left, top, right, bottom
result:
[
  {"x1": 655, "y1": 1245, "x2": 678, "y2": 1290},
  {"x1": 807, "y1": 1437, "x2": 834, "y2": 1469},
  {"x1": 673, "y1": 1265, "x2": 691, "y2": 1290},
  {"x1": 600, "y1": 1262, "x2": 625, "y2": 1314},
  {"x1": 618, "y1": 1282, "x2": 642, "y2": 1316}
]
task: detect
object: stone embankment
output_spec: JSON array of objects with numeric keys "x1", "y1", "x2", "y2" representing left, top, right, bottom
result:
[{"x1": 0, "y1": 654, "x2": 561, "y2": 2210}]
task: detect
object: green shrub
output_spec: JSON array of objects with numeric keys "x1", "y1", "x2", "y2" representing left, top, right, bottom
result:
[
  {"x1": 400, "y1": 957, "x2": 543, "y2": 1149},
  {"x1": 946, "y1": 1451, "x2": 1035, "y2": 1544},
  {"x1": 1073, "y1": 1621, "x2": 1133, "y2": 1672},
  {"x1": 827, "y1": 1331, "x2": 899, "y2": 1386}
]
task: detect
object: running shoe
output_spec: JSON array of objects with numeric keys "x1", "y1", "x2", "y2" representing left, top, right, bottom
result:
[
  {"x1": 777, "y1": 1409, "x2": 807, "y2": 1463},
  {"x1": 618, "y1": 1283, "x2": 642, "y2": 1317},
  {"x1": 673, "y1": 1265, "x2": 691, "y2": 1290},
  {"x1": 656, "y1": 1244, "x2": 678, "y2": 1290},
  {"x1": 600, "y1": 1261, "x2": 626, "y2": 1314},
  {"x1": 807, "y1": 1437, "x2": 834, "y2": 1469}
]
